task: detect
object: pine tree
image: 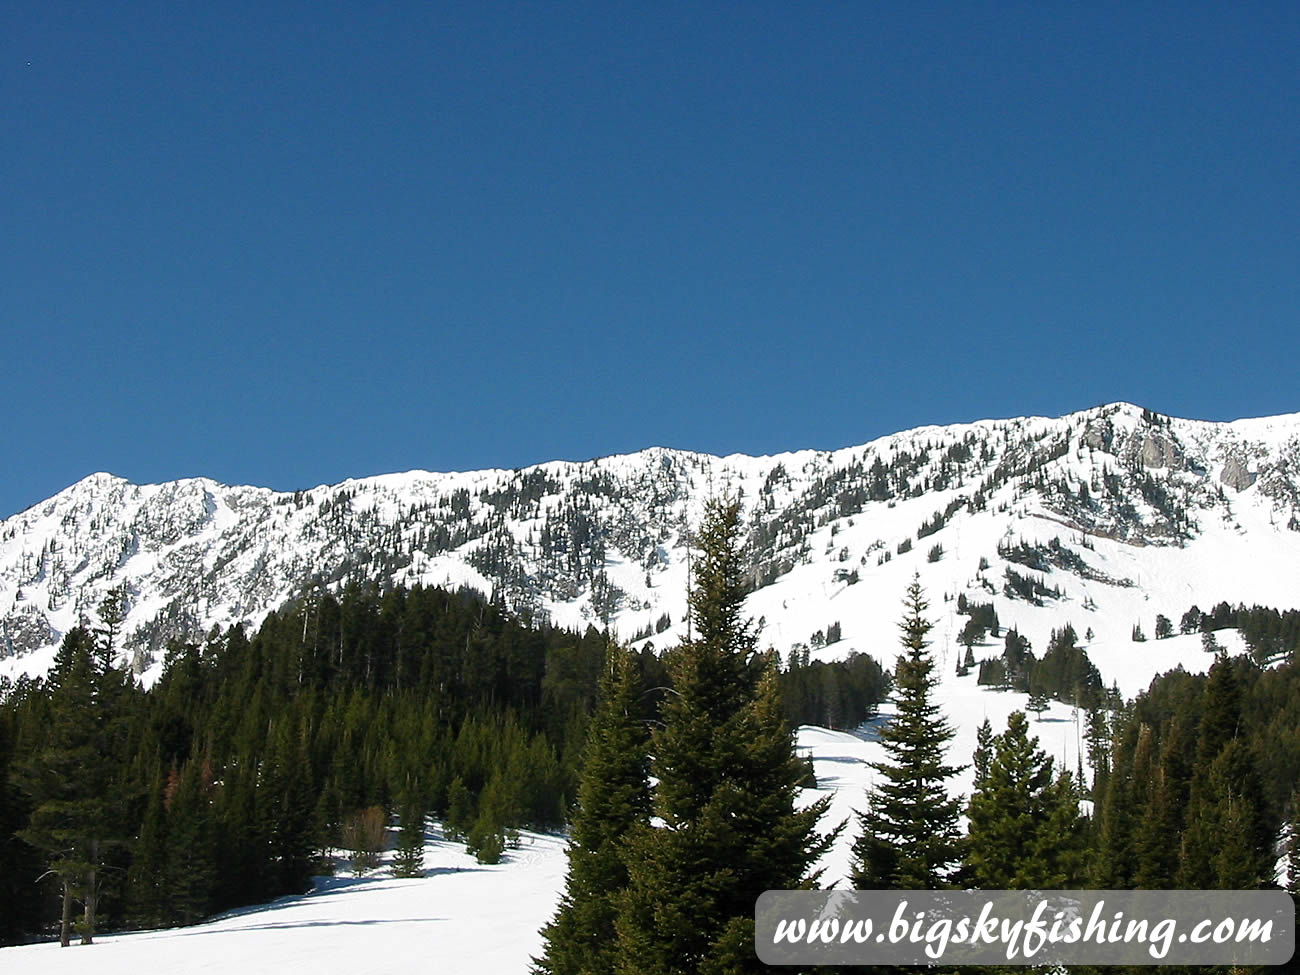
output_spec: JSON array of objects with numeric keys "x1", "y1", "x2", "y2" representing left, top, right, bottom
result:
[
  {"x1": 444, "y1": 775, "x2": 473, "y2": 842},
  {"x1": 15, "y1": 627, "x2": 125, "y2": 945},
  {"x1": 612, "y1": 497, "x2": 835, "y2": 975},
  {"x1": 965, "y1": 711, "x2": 1085, "y2": 888},
  {"x1": 125, "y1": 767, "x2": 170, "y2": 928},
  {"x1": 391, "y1": 802, "x2": 426, "y2": 879},
  {"x1": 164, "y1": 756, "x2": 217, "y2": 925},
  {"x1": 1286, "y1": 794, "x2": 1300, "y2": 896},
  {"x1": 1133, "y1": 718, "x2": 1191, "y2": 888},
  {"x1": 972, "y1": 718, "x2": 994, "y2": 785},
  {"x1": 1179, "y1": 657, "x2": 1275, "y2": 888},
  {"x1": 851, "y1": 576, "x2": 964, "y2": 889},
  {"x1": 0, "y1": 690, "x2": 44, "y2": 946},
  {"x1": 535, "y1": 643, "x2": 650, "y2": 975}
]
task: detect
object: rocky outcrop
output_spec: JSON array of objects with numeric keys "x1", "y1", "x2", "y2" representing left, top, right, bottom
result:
[
  {"x1": 1140, "y1": 433, "x2": 1183, "y2": 470},
  {"x1": 1220, "y1": 454, "x2": 1256, "y2": 492},
  {"x1": 1, "y1": 606, "x2": 56, "y2": 659},
  {"x1": 1082, "y1": 419, "x2": 1113, "y2": 451}
]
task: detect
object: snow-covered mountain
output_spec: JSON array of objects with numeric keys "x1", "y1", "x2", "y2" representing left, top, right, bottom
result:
[{"x1": 3, "y1": 402, "x2": 1299, "y2": 693}]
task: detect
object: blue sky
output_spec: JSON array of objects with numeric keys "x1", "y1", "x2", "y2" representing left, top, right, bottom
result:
[{"x1": 2, "y1": 2, "x2": 1297, "y2": 518}]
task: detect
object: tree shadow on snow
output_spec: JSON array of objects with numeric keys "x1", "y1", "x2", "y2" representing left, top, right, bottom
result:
[{"x1": 161, "y1": 917, "x2": 447, "y2": 939}]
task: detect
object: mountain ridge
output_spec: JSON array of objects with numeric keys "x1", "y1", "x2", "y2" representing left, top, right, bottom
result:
[{"x1": 3, "y1": 402, "x2": 1299, "y2": 690}]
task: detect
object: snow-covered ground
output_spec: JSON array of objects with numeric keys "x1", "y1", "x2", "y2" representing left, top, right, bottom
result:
[{"x1": 2, "y1": 825, "x2": 570, "y2": 974}]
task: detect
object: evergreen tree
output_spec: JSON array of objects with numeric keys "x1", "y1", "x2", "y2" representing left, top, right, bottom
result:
[
  {"x1": 15, "y1": 627, "x2": 126, "y2": 945},
  {"x1": 535, "y1": 643, "x2": 650, "y2": 975},
  {"x1": 466, "y1": 776, "x2": 509, "y2": 865},
  {"x1": 391, "y1": 802, "x2": 426, "y2": 879},
  {"x1": 1179, "y1": 657, "x2": 1275, "y2": 888},
  {"x1": 124, "y1": 766, "x2": 170, "y2": 928},
  {"x1": 1286, "y1": 794, "x2": 1300, "y2": 897},
  {"x1": 966, "y1": 711, "x2": 1085, "y2": 888},
  {"x1": 0, "y1": 687, "x2": 44, "y2": 945},
  {"x1": 1093, "y1": 722, "x2": 1149, "y2": 888},
  {"x1": 444, "y1": 775, "x2": 473, "y2": 842},
  {"x1": 851, "y1": 576, "x2": 964, "y2": 889},
  {"x1": 164, "y1": 756, "x2": 218, "y2": 925},
  {"x1": 1084, "y1": 707, "x2": 1111, "y2": 799},
  {"x1": 1132, "y1": 719, "x2": 1191, "y2": 888},
  {"x1": 972, "y1": 718, "x2": 994, "y2": 785},
  {"x1": 1026, "y1": 690, "x2": 1050, "y2": 720},
  {"x1": 612, "y1": 497, "x2": 835, "y2": 975}
]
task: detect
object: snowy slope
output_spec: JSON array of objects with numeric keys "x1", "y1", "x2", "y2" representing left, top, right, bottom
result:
[{"x1": 0, "y1": 823, "x2": 569, "y2": 974}]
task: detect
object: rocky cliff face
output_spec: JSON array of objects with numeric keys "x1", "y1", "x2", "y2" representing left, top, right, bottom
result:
[{"x1": 2, "y1": 402, "x2": 1298, "y2": 685}]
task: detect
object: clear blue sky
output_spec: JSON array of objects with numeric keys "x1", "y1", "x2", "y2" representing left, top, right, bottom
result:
[{"x1": 3, "y1": 2, "x2": 1297, "y2": 518}]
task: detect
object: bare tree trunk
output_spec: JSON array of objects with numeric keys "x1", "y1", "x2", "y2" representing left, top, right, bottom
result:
[
  {"x1": 81, "y1": 842, "x2": 98, "y2": 945},
  {"x1": 59, "y1": 880, "x2": 72, "y2": 947}
]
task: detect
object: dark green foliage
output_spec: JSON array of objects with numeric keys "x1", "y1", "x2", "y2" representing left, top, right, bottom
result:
[
  {"x1": 917, "y1": 511, "x2": 947, "y2": 539},
  {"x1": 0, "y1": 682, "x2": 45, "y2": 945},
  {"x1": 957, "y1": 597, "x2": 1000, "y2": 638},
  {"x1": 978, "y1": 627, "x2": 1034, "y2": 691},
  {"x1": 780, "y1": 651, "x2": 888, "y2": 730},
  {"x1": 997, "y1": 535, "x2": 1089, "y2": 575},
  {"x1": 1029, "y1": 624, "x2": 1105, "y2": 708},
  {"x1": 972, "y1": 718, "x2": 994, "y2": 784},
  {"x1": 977, "y1": 623, "x2": 1106, "y2": 710},
  {"x1": 966, "y1": 711, "x2": 1086, "y2": 888},
  {"x1": 535, "y1": 644, "x2": 650, "y2": 975},
  {"x1": 612, "y1": 498, "x2": 835, "y2": 974},
  {"x1": 1087, "y1": 643, "x2": 1297, "y2": 896},
  {"x1": 1286, "y1": 796, "x2": 1300, "y2": 896},
  {"x1": 851, "y1": 577, "x2": 964, "y2": 890},
  {"x1": 463, "y1": 772, "x2": 508, "y2": 864},
  {"x1": 1177, "y1": 657, "x2": 1275, "y2": 888},
  {"x1": 1025, "y1": 691, "x2": 1049, "y2": 717},
  {"x1": 4, "y1": 582, "x2": 616, "y2": 941},
  {"x1": 1132, "y1": 718, "x2": 1191, "y2": 888},
  {"x1": 1002, "y1": 566, "x2": 1059, "y2": 604},
  {"x1": 444, "y1": 776, "x2": 473, "y2": 842},
  {"x1": 14, "y1": 627, "x2": 134, "y2": 945},
  {"x1": 161, "y1": 757, "x2": 218, "y2": 925}
]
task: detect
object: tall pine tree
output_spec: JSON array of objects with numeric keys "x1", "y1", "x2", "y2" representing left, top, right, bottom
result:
[
  {"x1": 535, "y1": 642, "x2": 650, "y2": 975},
  {"x1": 851, "y1": 576, "x2": 964, "y2": 889},
  {"x1": 1178, "y1": 656, "x2": 1275, "y2": 888},
  {"x1": 965, "y1": 710, "x2": 1085, "y2": 888},
  {"x1": 612, "y1": 497, "x2": 835, "y2": 974},
  {"x1": 16, "y1": 627, "x2": 127, "y2": 945}
]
